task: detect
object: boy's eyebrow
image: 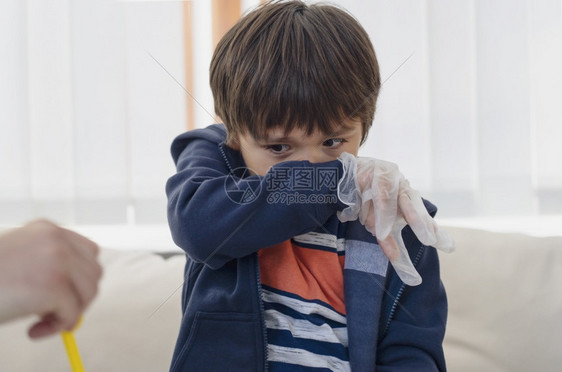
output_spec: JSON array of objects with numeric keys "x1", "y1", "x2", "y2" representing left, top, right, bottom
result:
[
  {"x1": 329, "y1": 123, "x2": 357, "y2": 136},
  {"x1": 259, "y1": 122, "x2": 359, "y2": 143},
  {"x1": 260, "y1": 135, "x2": 291, "y2": 143}
]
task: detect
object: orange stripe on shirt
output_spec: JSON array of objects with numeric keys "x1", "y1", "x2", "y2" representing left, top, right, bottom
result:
[{"x1": 259, "y1": 240, "x2": 346, "y2": 315}]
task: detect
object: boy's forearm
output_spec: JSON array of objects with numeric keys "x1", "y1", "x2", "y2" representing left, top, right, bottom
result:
[{"x1": 166, "y1": 140, "x2": 345, "y2": 268}]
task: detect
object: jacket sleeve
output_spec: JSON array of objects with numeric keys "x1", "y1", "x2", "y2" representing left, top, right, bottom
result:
[
  {"x1": 376, "y1": 224, "x2": 448, "y2": 371},
  {"x1": 165, "y1": 127, "x2": 346, "y2": 269}
]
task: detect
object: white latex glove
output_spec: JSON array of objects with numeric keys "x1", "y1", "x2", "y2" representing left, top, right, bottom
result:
[{"x1": 337, "y1": 152, "x2": 454, "y2": 286}]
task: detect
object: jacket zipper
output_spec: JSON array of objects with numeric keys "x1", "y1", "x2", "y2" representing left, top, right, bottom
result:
[
  {"x1": 382, "y1": 244, "x2": 426, "y2": 337},
  {"x1": 220, "y1": 143, "x2": 268, "y2": 370},
  {"x1": 255, "y1": 253, "x2": 269, "y2": 372},
  {"x1": 218, "y1": 143, "x2": 231, "y2": 170}
]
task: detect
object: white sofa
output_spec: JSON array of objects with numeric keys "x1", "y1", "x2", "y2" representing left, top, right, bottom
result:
[{"x1": 1, "y1": 225, "x2": 561, "y2": 371}]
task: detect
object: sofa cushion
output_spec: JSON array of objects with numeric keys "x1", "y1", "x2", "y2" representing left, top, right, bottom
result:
[
  {"x1": 0, "y1": 248, "x2": 185, "y2": 372},
  {"x1": 1, "y1": 226, "x2": 561, "y2": 371},
  {"x1": 440, "y1": 226, "x2": 562, "y2": 372}
]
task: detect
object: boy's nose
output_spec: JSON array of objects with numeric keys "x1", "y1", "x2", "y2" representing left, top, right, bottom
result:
[{"x1": 298, "y1": 147, "x2": 330, "y2": 164}]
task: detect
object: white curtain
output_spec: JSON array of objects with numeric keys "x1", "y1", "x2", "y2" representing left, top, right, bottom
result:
[
  {"x1": 192, "y1": 0, "x2": 562, "y2": 218},
  {"x1": 0, "y1": 0, "x2": 186, "y2": 225},
  {"x1": 1, "y1": 0, "x2": 561, "y2": 226},
  {"x1": 345, "y1": 0, "x2": 562, "y2": 218}
]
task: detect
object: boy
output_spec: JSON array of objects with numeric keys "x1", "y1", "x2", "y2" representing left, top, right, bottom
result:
[{"x1": 166, "y1": 1, "x2": 451, "y2": 370}]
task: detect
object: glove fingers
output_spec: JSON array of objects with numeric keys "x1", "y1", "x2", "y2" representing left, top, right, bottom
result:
[
  {"x1": 397, "y1": 186, "x2": 456, "y2": 253},
  {"x1": 358, "y1": 198, "x2": 369, "y2": 224},
  {"x1": 336, "y1": 209, "x2": 357, "y2": 223},
  {"x1": 378, "y1": 220, "x2": 422, "y2": 286},
  {"x1": 363, "y1": 201, "x2": 377, "y2": 236},
  {"x1": 374, "y1": 199, "x2": 396, "y2": 240},
  {"x1": 390, "y1": 257, "x2": 422, "y2": 286},
  {"x1": 394, "y1": 218, "x2": 422, "y2": 286},
  {"x1": 373, "y1": 165, "x2": 401, "y2": 241},
  {"x1": 336, "y1": 152, "x2": 361, "y2": 222},
  {"x1": 378, "y1": 234, "x2": 400, "y2": 262},
  {"x1": 398, "y1": 188, "x2": 437, "y2": 246},
  {"x1": 432, "y1": 227, "x2": 456, "y2": 253},
  {"x1": 373, "y1": 189, "x2": 398, "y2": 240}
]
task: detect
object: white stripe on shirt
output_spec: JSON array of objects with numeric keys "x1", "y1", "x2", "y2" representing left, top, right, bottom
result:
[
  {"x1": 293, "y1": 232, "x2": 346, "y2": 253},
  {"x1": 262, "y1": 288, "x2": 346, "y2": 324},
  {"x1": 265, "y1": 308, "x2": 348, "y2": 347},
  {"x1": 267, "y1": 344, "x2": 351, "y2": 371}
]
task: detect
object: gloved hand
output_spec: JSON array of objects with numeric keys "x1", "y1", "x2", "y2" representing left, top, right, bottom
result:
[{"x1": 337, "y1": 152, "x2": 454, "y2": 286}]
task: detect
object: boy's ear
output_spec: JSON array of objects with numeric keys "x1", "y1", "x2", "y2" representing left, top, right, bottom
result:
[{"x1": 226, "y1": 135, "x2": 241, "y2": 150}]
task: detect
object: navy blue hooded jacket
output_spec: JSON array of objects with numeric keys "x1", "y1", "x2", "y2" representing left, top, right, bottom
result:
[{"x1": 166, "y1": 124, "x2": 447, "y2": 371}]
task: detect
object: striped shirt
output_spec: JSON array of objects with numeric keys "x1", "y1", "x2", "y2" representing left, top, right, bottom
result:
[{"x1": 259, "y1": 232, "x2": 349, "y2": 371}]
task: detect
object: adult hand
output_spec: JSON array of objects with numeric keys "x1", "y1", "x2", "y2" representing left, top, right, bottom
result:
[
  {"x1": 337, "y1": 152, "x2": 454, "y2": 286},
  {"x1": 0, "y1": 220, "x2": 102, "y2": 338}
]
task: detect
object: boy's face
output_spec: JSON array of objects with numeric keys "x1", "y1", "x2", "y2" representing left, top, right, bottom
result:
[{"x1": 233, "y1": 119, "x2": 363, "y2": 176}]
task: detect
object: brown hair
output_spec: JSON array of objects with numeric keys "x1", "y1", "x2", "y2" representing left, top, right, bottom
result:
[{"x1": 210, "y1": 0, "x2": 381, "y2": 145}]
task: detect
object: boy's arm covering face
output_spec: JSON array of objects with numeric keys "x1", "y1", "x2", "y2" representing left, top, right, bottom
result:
[
  {"x1": 167, "y1": 126, "x2": 453, "y2": 283},
  {"x1": 166, "y1": 127, "x2": 348, "y2": 269},
  {"x1": 337, "y1": 152, "x2": 455, "y2": 285}
]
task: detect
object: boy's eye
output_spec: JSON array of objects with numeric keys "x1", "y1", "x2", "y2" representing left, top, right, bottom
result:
[
  {"x1": 265, "y1": 144, "x2": 290, "y2": 154},
  {"x1": 323, "y1": 138, "x2": 347, "y2": 148}
]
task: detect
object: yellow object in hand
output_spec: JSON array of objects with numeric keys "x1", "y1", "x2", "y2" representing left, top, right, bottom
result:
[{"x1": 61, "y1": 317, "x2": 85, "y2": 372}]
